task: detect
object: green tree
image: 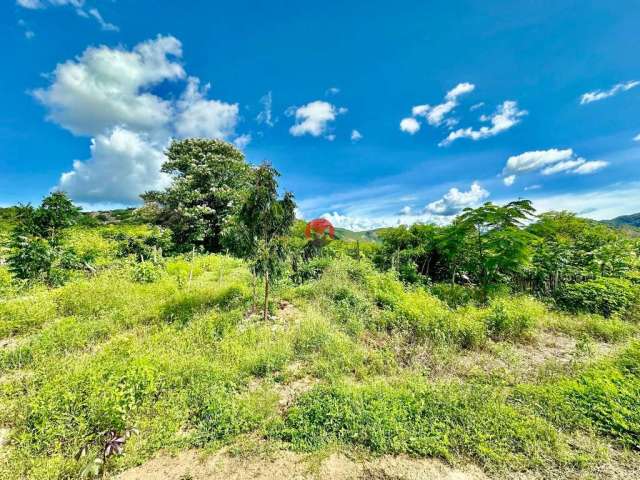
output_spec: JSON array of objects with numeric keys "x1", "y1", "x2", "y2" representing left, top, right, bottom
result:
[
  {"x1": 7, "y1": 192, "x2": 80, "y2": 283},
  {"x1": 454, "y1": 200, "x2": 536, "y2": 300},
  {"x1": 224, "y1": 163, "x2": 296, "y2": 321},
  {"x1": 142, "y1": 139, "x2": 253, "y2": 253}
]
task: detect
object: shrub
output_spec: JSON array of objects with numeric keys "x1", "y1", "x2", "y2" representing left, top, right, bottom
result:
[
  {"x1": 430, "y1": 283, "x2": 480, "y2": 308},
  {"x1": 483, "y1": 296, "x2": 545, "y2": 341},
  {"x1": 555, "y1": 278, "x2": 639, "y2": 318},
  {"x1": 131, "y1": 261, "x2": 162, "y2": 284}
]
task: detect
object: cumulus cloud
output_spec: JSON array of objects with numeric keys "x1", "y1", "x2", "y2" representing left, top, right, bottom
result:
[
  {"x1": 289, "y1": 100, "x2": 346, "y2": 137},
  {"x1": 634, "y1": 133, "x2": 640, "y2": 142},
  {"x1": 503, "y1": 175, "x2": 516, "y2": 186},
  {"x1": 256, "y1": 91, "x2": 274, "y2": 127},
  {"x1": 33, "y1": 35, "x2": 185, "y2": 136},
  {"x1": 325, "y1": 87, "x2": 340, "y2": 96},
  {"x1": 400, "y1": 117, "x2": 420, "y2": 134},
  {"x1": 425, "y1": 181, "x2": 489, "y2": 216},
  {"x1": 175, "y1": 77, "x2": 239, "y2": 139},
  {"x1": 351, "y1": 129, "x2": 363, "y2": 141},
  {"x1": 403, "y1": 82, "x2": 475, "y2": 134},
  {"x1": 502, "y1": 148, "x2": 608, "y2": 180},
  {"x1": 580, "y1": 80, "x2": 639, "y2": 104},
  {"x1": 320, "y1": 211, "x2": 384, "y2": 232},
  {"x1": 440, "y1": 101, "x2": 527, "y2": 146},
  {"x1": 34, "y1": 36, "x2": 241, "y2": 204},
  {"x1": 59, "y1": 127, "x2": 170, "y2": 204}
]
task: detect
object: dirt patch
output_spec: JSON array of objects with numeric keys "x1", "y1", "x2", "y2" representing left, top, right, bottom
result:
[
  {"x1": 115, "y1": 450, "x2": 489, "y2": 480},
  {"x1": 409, "y1": 329, "x2": 616, "y2": 384}
]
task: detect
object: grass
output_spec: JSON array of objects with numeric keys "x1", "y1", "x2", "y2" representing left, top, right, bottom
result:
[{"x1": 0, "y1": 245, "x2": 639, "y2": 479}]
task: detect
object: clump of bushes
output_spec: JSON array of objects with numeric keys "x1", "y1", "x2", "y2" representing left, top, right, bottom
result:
[
  {"x1": 555, "y1": 278, "x2": 639, "y2": 319},
  {"x1": 430, "y1": 282, "x2": 481, "y2": 308},
  {"x1": 483, "y1": 296, "x2": 545, "y2": 341}
]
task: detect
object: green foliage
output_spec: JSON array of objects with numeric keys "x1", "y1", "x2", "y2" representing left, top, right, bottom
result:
[
  {"x1": 142, "y1": 139, "x2": 253, "y2": 253},
  {"x1": 223, "y1": 162, "x2": 295, "y2": 320},
  {"x1": 6, "y1": 192, "x2": 81, "y2": 284},
  {"x1": 130, "y1": 261, "x2": 162, "y2": 283},
  {"x1": 430, "y1": 282, "x2": 480, "y2": 308},
  {"x1": 271, "y1": 378, "x2": 568, "y2": 469},
  {"x1": 483, "y1": 296, "x2": 545, "y2": 341},
  {"x1": 516, "y1": 342, "x2": 640, "y2": 449},
  {"x1": 555, "y1": 277, "x2": 639, "y2": 318}
]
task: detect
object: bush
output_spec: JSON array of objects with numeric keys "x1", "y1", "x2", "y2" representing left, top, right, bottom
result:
[
  {"x1": 483, "y1": 296, "x2": 545, "y2": 341},
  {"x1": 131, "y1": 261, "x2": 162, "y2": 283},
  {"x1": 555, "y1": 278, "x2": 639, "y2": 319},
  {"x1": 430, "y1": 283, "x2": 480, "y2": 308}
]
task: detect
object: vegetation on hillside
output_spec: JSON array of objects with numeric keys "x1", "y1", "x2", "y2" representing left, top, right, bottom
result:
[{"x1": 1, "y1": 139, "x2": 639, "y2": 479}]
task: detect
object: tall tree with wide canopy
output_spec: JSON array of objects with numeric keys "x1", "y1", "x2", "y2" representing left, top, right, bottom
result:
[{"x1": 142, "y1": 139, "x2": 253, "y2": 253}]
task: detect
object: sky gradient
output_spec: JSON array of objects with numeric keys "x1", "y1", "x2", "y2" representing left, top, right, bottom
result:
[{"x1": 2, "y1": 0, "x2": 639, "y2": 230}]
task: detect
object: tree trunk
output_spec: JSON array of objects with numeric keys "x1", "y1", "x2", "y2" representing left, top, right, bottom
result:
[{"x1": 263, "y1": 270, "x2": 270, "y2": 322}]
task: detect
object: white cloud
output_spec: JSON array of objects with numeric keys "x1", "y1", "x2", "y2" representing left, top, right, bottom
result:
[
  {"x1": 59, "y1": 127, "x2": 170, "y2": 204},
  {"x1": 233, "y1": 134, "x2": 252, "y2": 149},
  {"x1": 34, "y1": 35, "x2": 185, "y2": 137},
  {"x1": 325, "y1": 134, "x2": 336, "y2": 141},
  {"x1": 407, "y1": 82, "x2": 475, "y2": 129},
  {"x1": 400, "y1": 117, "x2": 420, "y2": 134},
  {"x1": 440, "y1": 100, "x2": 527, "y2": 146},
  {"x1": 633, "y1": 133, "x2": 640, "y2": 142},
  {"x1": 580, "y1": 80, "x2": 640, "y2": 104},
  {"x1": 524, "y1": 184, "x2": 542, "y2": 191},
  {"x1": 289, "y1": 100, "x2": 345, "y2": 137},
  {"x1": 526, "y1": 182, "x2": 640, "y2": 220},
  {"x1": 17, "y1": 0, "x2": 118, "y2": 31},
  {"x1": 175, "y1": 77, "x2": 239, "y2": 139},
  {"x1": 34, "y1": 36, "x2": 242, "y2": 205},
  {"x1": 87, "y1": 8, "x2": 118, "y2": 32},
  {"x1": 470, "y1": 102, "x2": 484, "y2": 111},
  {"x1": 504, "y1": 148, "x2": 574, "y2": 174},
  {"x1": 572, "y1": 160, "x2": 609, "y2": 175},
  {"x1": 503, "y1": 148, "x2": 608, "y2": 179},
  {"x1": 325, "y1": 87, "x2": 340, "y2": 96},
  {"x1": 351, "y1": 129, "x2": 363, "y2": 141},
  {"x1": 17, "y1": 0, "x2": 45, "y2": 8},
  {"x1": 320, "y1": 212, "x2": 384, "y2": 231},
  {"x1": 503, "y1": 175, "x2": 516, "y2": 186},
  {"x1": 399, "y1": 205, "x2": 412, "y2": 215},
  {"x1": 256, "y1": 91, "x2": 274, "y2": 127},
  {"x1": 425, "y1": 181, "x2": 489, "y2": 216},
  {"x1": 445, "y1": 82, "x2": 475, "y2": 100},
  {"x1": 18, "y1": 19, "x2": 35, "y2": 38},
  {"x1": 541, "y1": 158, "x2": 586, "y2": 175}
]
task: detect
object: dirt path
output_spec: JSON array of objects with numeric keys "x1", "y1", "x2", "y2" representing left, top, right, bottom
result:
[{"x1": 115, "y1": 450, "x2": 489, "y2": 480}]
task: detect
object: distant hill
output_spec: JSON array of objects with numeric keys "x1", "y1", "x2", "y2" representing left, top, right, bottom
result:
[
  {"x1": 605, "y1": 212, "x2": 640, "y2": 228},
  {"x1": 334, "y1": 227, "x2": 383, "y2": 243}
]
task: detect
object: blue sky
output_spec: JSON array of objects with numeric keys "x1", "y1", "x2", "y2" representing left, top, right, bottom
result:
[{"x1": 2, "y1": 0, "x2": 639, "y2": 230}]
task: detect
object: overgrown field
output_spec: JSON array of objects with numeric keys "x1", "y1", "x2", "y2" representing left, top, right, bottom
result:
[{"x1": 1, "y1": 224, "x2": 640, "y2": 478}]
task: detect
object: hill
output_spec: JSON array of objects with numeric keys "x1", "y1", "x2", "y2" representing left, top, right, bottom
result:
[{"x1": 605, "y1": 212, "x2": 640, "y2": 228}]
